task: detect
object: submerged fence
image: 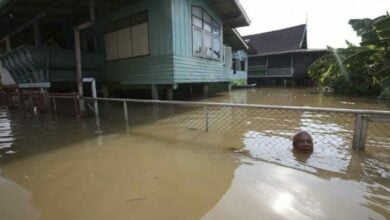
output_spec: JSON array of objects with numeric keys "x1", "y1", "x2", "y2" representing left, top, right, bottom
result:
[
  {"x1": 47, "y1": 96, "x2": 390, "y2": 151},
  {"x1": 7, "y1": 93, "x2": 390, "y2": 151}
]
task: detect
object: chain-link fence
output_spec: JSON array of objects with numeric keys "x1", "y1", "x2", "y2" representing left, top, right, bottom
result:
[{"x1": 45, "y1": 96, "x2": 390, "y2": 150}]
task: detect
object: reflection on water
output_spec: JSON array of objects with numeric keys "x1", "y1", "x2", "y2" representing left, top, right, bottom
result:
[
  {"x1": 0, "y1": 88, "x2": 389, "y2": 220},
  {"x1": 203, "y1": 159, "x2": 387, "y2": 220},
  {"x1": 0, "y1": 177, "x2": 39, "y2": 220},
  {"x1": 0, "y1": 111, "x2": 14, "y2": 152},
  {"x1": 207, "y1": 87, "x2": 390, "y2": 110}
]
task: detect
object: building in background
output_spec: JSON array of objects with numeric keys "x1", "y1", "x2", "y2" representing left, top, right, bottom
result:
[{"x1": 244, "y1": 24, "x2": 327, "y2": 86}]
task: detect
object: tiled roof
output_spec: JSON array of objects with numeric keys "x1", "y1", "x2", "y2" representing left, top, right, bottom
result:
[{"x1": 243, "y1": 24, "x2": 307, "y2": 55}]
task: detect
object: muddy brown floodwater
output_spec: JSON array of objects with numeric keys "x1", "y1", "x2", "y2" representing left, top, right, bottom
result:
[{"x1": 0, "y1": 88, "x2": 389, "y2": 220}]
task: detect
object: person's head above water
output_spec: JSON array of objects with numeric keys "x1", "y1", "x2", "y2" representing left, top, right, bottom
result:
[{"x1": 293, "y1": 131, "x2": 314, "y2": 152}]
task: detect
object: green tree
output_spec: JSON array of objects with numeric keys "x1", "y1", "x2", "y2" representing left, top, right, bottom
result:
[{"x1": 309, "y1": 13, "x2": 390, "y2": 99}]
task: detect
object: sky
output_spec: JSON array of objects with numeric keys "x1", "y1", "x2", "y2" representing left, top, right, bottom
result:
[{"x1": 237, "y1": 0, "x2": 390, "y2": 49}]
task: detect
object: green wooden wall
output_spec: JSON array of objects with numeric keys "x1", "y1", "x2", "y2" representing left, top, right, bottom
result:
[
  {"x1": 100, "y1": 0, "x2": 174, "y2": 85},
  {"x1": 171, "y1": 0, "x2": 228, "y2": 84},
  {"x1": 101, "y1": 0, "x2": 231, "y2": 86}
]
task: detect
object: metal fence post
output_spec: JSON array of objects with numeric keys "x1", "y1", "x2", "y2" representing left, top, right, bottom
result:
[
  {"x1": 352, "y1": 114, "x2": 368, "y2": 150},
  {"x1": 204, "y1": 105, "x2": 209, "y2": 132},
  {"x1": 94, "y1": 99, "x2": 99, "y2": 117},
  {"x1": 123, "y1": 101, "x2": 128, "y2": 121},
  {"x1": 52, "y1": 97, "x2": 57, "y2": 113}
]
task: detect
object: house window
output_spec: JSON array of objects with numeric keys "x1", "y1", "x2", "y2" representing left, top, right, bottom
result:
[
  {"x1": 192, "y1": 6, "x2": 221, "y2": 60},
  {"x1": 104, "y1": 11, "x2": 149, "y2": 61},
  {"x1": 240, "y1": 61, "x2": 246, "y2": 71}
]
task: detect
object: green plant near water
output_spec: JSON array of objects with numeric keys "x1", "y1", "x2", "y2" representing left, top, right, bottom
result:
[{"x1": 309, "y1": 13, "x2": 390, "y2": 99}]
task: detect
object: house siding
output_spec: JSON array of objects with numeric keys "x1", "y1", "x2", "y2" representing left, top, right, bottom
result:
[
  {"x1": 101, "y1": 0, "x2": 231, "y2": 85},
  {"x1": 173, "y1": 55, "x2": 227, "y2": 83},
  {"x1": 104, "y1": 55, "x2": 173, "y2": 85},
  {"x1": 171, "y1": 0, "x2": 228, "y2": 84},
  {"x1": 100, "y1": 0, "x2": 174, "y2": 85}
]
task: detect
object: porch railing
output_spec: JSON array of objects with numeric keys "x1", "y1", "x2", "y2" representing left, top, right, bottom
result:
[{"x1": 249, "y1": 67, "x2": 293, "y2": 77}]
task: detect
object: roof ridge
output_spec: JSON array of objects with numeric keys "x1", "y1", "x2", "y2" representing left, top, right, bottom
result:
[{"x1": 243, "y1": 24, "x2": 306, "y2": 38}]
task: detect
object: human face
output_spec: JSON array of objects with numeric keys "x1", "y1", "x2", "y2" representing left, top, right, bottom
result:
[{"x1": 293, "y1": 134, "x2": 313, "y2": 152}]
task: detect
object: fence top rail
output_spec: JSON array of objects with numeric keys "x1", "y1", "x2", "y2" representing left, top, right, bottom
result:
[{"x1": 72, "y1": 96, "x2": 390, "y2": 116}]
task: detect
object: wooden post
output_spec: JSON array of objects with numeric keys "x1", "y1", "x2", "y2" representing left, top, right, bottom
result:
[
  {"x1": 52, "y1": 97, "x2": 57, "y2": 113},
  {"x1": 204, "y1": 106, "x2": 209, "y2": 132},
  {"x1": 151, "y1": 84, "x2": 159, "y2": 100},
  {"x1": 73, "y1": 0, "x2": 95, "y2": 117},
  {"x1": 203, "y1": 84, "x2": 208, "y2": 98},
  {"x1": 74, "y1": 94, "x2": 81, "y2": 118},
  {"x1": 123, "y1": 101, "x2": 128, "y2": 121},
  {"x1": 74, "y1": 28, "x2": 85, "y2": 115},
  {"x1": 167, "y1": 87, "x2": 173, "y2": 100},
  {"x1": 40, "y1": 88, "x2": 50, "y2": 111},
  {"x1": 90, "y1": 79, "x2": 99, "y2": 117},
  {"x1": 245, "y1": 57, "x2": 248, "y2": 72},
  {"x1": 352, "y1": 114, "x2": 368, "y2": 150}
]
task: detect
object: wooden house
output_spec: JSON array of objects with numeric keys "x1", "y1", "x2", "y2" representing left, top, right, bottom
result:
[
  {"x1": 0, "y1": 0, "x2": 250, "y2": 98},
  {"x1": 244, "y1": 24, "x2": 327, "y2": 86}
]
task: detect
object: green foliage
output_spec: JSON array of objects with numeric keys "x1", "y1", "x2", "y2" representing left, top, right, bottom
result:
[{"x1": 309, "y1": 14, "x2": 390, "y2": 99}]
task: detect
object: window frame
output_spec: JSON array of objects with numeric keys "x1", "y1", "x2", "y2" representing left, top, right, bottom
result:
[
  {"x1": 104, "y1": 11, "x2": 150, "y2": 61},
  {"x1": 191, "y1": 6, "x2": 222, "y2": 61}
]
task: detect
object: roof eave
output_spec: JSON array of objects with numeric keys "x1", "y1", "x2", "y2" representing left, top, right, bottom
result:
[
  {"x1": 214, "y1": 0, "x2": 251, "y2": 28},
  {"x1": 248, "y1": 49, "x2": 328, "y2": 57},
  {"x1": 232, "y1": 28, "x2": 249, "y2": 50},
  {"x1": 232, "y1": 0, "x2": 251, "y2": 26},
  {"x1": 224, "y1": 27, "x2": 249, "y2": 50}
]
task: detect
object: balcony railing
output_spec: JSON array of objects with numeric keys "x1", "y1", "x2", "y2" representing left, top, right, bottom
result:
[
  {"x1": 0, "y1": 45, "x2": 105, "y2": 87},
  {"x1": 248, "y1": 66, "x2": 293, "y2": 78}
]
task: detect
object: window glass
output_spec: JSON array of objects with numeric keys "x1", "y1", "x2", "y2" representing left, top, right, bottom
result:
[
  {"x1": 191, "y1": 6, "x2": 221, "y2": 61},
  {"x1": 212, "y1": 24, "x2": 220, "y2": 35},
  {"x1": 240, "y1": 60, "x2": 246, "y2": 71},
  {"x1": 192, "y1": 16, "x2": 202, "y2": 28},
  {"x1": 132, "y1": 22, "x2": 149, "y2": 56},
  {"x1": 193, "y1": 27, "x2": 203, "y2": 57},
  {"x1": 212, "y1": 37, "x2": 221, "y2": 60},
  {"x1": 204, "y1": 32, "x2": 213, "y2": 58},
  {"x1": 192, "y1": 6, "x2": 202, "y2": 18},
  {"x1": 204, "y1": 22, "x2": 212, "y2": 32},
  {"x1": 224, "y1": 46, "x2": 232, "y2": 67},
  {"x1": 212, "y1": 19, "x2": 219, "y2": 27},
  {"x1": 203, "y1": 12, "x2": 212, "y2": 24}
]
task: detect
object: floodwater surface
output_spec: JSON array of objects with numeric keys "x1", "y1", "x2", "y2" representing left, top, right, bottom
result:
[
  {"x1": 207, "y1": 87, "x2": 390, "y2": 110},
  {"x1": 0, "y1": 88, "x2": 389, "y2": 220}
]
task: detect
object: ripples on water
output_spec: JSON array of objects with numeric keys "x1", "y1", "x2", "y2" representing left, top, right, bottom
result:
[
  {"x1": 0, "y1": 110, "x2": 15, "y2": 155},
  {"x1": 0, "y1": 87, "x2": 389, "y2": 220}
]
